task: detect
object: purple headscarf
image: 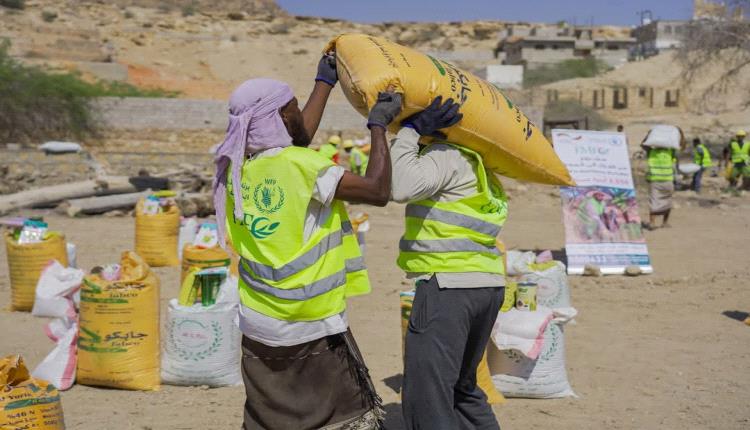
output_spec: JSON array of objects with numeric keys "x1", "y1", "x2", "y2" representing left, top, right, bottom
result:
[{"x1": 213, "y1": 78, "x2": 295, "y2": 246}]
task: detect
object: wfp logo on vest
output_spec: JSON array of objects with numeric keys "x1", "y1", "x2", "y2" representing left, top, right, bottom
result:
[
  {"x1": 254, "y1": 178, "x2": 285, "y2": 214},
  {"x1": 238, "y1": 178, "x2": 285, "y2": 239}
]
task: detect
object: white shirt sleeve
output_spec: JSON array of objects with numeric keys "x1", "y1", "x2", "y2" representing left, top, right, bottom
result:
[
  {"x1": 312, "y1": 165, "x2": 346, "y2": 206},
  {"x1": 390, "y1": 127, "x2": 466, "y2": 203}
]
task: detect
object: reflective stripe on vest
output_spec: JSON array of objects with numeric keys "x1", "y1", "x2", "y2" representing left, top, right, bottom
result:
[
  {"x1": 693, "y1": 144, "x2": 712, "y2": 168},
  {"x1": 730, "y1": 141, "x2": 750, "y2": 164},
  {"x1": 239, "y1": 256, "x2": 365, "y2": 301},
  {"x1": 405, "y1": 205, "x2": 501, "y2": 237},
  {"x1": 647, "y1": 148, "x2": 675, "y2": 182},
  {"x1": 400, "y1": 238, "x2": 502, "y2": 255},
  {"x1": 398, "y1": 144, "x2": 507, "y2": 274},
  {"x1": 242, "y1": 221, "x2": 352, "y2": 282},
  {"x1": 238, "y1": 222, "x2": 365, "y2": 301},
  {"x1": 239, "y1": 263, "x2": 346, "y2": 301}
]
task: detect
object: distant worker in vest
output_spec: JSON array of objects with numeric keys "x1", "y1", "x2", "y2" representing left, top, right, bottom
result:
[
  {"x1": 345, "y1": 139, "x2": 369, "y2": 176},
  {"x1": 723, "y1": 129, "x2": 749, "y2": 189},
  {"x1": 390, "y1": 96, "x2": 507, "y2": 430},
  {"x1": 212, "y1": 53, "x2": 403, "y2": 429},
  {"x1": 642, "y1": 143, "x2": 678, "y2": 230},
  {"x1": 691, "y1": 138, "x2": 712, "y2": 193},
  {"x1": 319, "y1": 134, "x2": 341, "y2": 164}
]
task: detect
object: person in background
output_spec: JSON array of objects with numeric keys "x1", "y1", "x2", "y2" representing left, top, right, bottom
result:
[
  {"x1": 643, "y1": 143, "x2": 678, "y2": 230},
  {"x1": 390, "y1": 96, "x2": 506, "y2": 430},
  {"x1": 616, "y1": 124, "x2": 624, "y2": 133},
  {"x1": 723, "y1": 130, "x2": 749, "y2": 189},
  {"x1": 212, "y1": 53, "x2": 403, "y2": 429},
  {"x1": 319, "y1": 134, "x2": 341, "y2": 164},
  {"x1": 345, "y1": 139, "x2": 369, "y2": 176},
  {"x1": 691, "y1": 138, "x2": 712, "y2": 193}
]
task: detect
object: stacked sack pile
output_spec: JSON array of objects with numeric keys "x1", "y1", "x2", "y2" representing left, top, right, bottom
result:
[{"x1": 487, "y1": 250, "x2": 578, "y2": 399}]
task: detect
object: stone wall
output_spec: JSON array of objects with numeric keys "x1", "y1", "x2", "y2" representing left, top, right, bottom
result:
[{"x1": 95, "y1": 97, "x2": 367, "y2": 131}]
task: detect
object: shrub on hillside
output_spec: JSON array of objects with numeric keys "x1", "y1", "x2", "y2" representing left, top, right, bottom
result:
[
  {"x1": 525, "y1": 58, "x2": 610, "y2": 88},
  {"x1": 0, "y1": 0, "x2": 24, "y2": 10},
  {"x1": 0, "y1": 40, "x2": 177, "y2": 143}
]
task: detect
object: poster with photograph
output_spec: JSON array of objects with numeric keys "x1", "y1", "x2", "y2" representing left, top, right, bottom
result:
[{"x1": 552, "y1": 129, "x2": 653, "y2": 275}]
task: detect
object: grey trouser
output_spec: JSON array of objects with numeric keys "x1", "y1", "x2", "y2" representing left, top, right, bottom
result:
[{"x1": 402, "y1": 276, "x2": 504, "y2": 430}]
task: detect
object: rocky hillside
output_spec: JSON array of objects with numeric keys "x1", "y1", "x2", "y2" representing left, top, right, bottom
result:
[{"x1": 79, "y1": 0, "x2": 285, "y2": 17}]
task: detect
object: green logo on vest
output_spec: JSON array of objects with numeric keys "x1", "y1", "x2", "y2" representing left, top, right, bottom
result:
[
  {"x1": 250, "y1": 217, "x2": 280, "y2": 239},
  {"x1": 253, "y1": 178, "x2": 285, "y2": 215}
]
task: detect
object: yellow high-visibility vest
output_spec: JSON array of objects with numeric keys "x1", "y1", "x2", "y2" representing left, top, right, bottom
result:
[{"x1": 226, "y1": 147, "x2": 369, "y2": 321}]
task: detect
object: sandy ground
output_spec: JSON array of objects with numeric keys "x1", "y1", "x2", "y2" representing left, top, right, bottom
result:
[{"x1": 2, "y1": 183, "x2": 750, "y2": 430}]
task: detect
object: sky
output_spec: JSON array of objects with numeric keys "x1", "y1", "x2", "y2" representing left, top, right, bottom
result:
[{"x1": 276, "y1": 0, "x2": 695, "y2": 26}]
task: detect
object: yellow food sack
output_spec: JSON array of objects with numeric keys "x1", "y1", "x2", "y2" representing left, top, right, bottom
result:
[
  {"x1": 78, "y1": 251, "x2": 160, "y2": 391},
  {"x1": 135, "y1": 199, "x2": 180, "y2": 267},
  {"x1": 4, "y1": 232, "x2": 68, "y2": 312},
  {"x1": 181, "y1": 245, "x2": 231, "y2": 281},
  {"x1": 0, "y1": 355, "x2": 65, "y2": 429},
  {"x1": 399, "y1": 291, "x2": 505, "y2": 404},
  {"x1": 326, "y1": 33, "x2": 574, "y2": 186}
]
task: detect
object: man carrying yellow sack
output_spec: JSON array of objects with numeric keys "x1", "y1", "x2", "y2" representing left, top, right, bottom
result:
[
  {"x1": 212, "y1": 54, "x2": 402, "y2": 429},
  {"x1": 391, "y1": 96, "x2": 507, "y2": 430}
]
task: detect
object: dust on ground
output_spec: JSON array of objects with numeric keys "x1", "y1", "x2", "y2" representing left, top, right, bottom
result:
[{"x1": 2, "y1": 184, "x2": 749, "y2": 429}]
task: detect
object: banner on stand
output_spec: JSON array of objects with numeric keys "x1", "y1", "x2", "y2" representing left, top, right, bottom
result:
[{"x1": 552, "y1": 129, "x2": 652, "y2": 275}]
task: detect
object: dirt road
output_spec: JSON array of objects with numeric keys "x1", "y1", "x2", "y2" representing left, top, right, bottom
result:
[{"x1": 1, "y1": 185, "x2": 749, "y2": 429}]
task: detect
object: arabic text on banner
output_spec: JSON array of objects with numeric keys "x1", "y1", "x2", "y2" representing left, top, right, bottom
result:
[{"x1": 552, "y1": 129, "x2": 653, "y2": 275}]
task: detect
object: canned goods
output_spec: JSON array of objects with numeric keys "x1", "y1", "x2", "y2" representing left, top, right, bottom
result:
[{"x1": 515, "y1": 282, "x2": 537, "y2": 311}]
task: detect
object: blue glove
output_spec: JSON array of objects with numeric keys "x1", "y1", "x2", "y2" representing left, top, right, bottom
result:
[
  {"x1": 402, "y1": 96, "x2": 463, "y2": 139},
  {"x1": 367, "y1": 92, "x2": 403, "y2": 130},
  {"x1": 315, "y1": 53, "x2": 338, "y2": 86}
]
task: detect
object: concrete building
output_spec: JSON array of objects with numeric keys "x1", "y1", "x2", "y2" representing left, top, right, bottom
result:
[
  {"x1": 632, "y1": 20, "x2": 688, "y2": 59},
  {"x1": 486, "y1": 64, "x2": 524, "y2": 89},
  {"x1": 497, "y1": 26, "x2": 635, "y2": 69}
]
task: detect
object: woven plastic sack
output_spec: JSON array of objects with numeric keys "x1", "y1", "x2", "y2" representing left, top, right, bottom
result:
[
  {"x1": 161, "y1": 279, "x2": 241, "y2": 387},
  {"x1": 4, "y1": 232, "x2": 68, "y2": 311},
  {"x1": 521, "y1": 261, "x2": 571, "y2": 308},
  {"x1": 326, "y1": 33, "x2": 573, "y2": 186},
  {"x1": 135, "y1": 199, "x2": 180, "y2": 267},
  {"x1": 1, "y1": 355, "x2": 65, "y2": 429},
  {"x1": 488, "y1": 321, "x2": 575, "y2": 399},
  {"x1": 32, "y1": 318, "x2": 78, "y2": 391},
  {"x1": 77, "y1": 251, "x2": 160, "y2": 390},
  {"x1": 180, "y1": 245, "x2": 231, "y2": 281},
  {"x1": 399, "y1": 290, "x2": 504, "y2": 404},
  {"x1": 642, "y1": 125, "x2": 682, "y2": 149}
]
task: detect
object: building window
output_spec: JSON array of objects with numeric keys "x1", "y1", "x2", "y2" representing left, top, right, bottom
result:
[
  {"x1": 546, "y1": 90, "x2": 559, "y2": 103},
  {"x1": 593, "y1": 89, "x2": 605, "y2": 109},
  {"x1": 534, "y1": 44, "x2": 546, "y2": 50},
  {"x1": 665, "y1": 89, "x2": 680, "y2": 107},
  {"x1": 552, "y1": 45, "x2": 558, "y2": 50},
  {"x1": 613, "y1": 88, "x2": 628, "y2": 109},
  {"x1": 638, "y1": 87, "x2": 647, "y2": 97},
  {"x1": 664, "y1": 25, "x2": 672, "y2": 34},
  {"x1": 675, "y1": 26, "x2": 683, "y2": 34},
  {"x1": 607, "y1": 44, "x2": 619, "y2": 50}
]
